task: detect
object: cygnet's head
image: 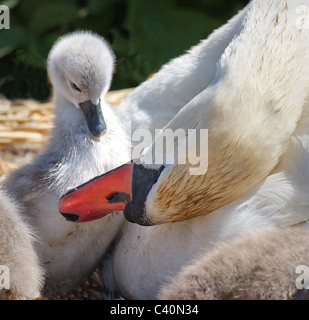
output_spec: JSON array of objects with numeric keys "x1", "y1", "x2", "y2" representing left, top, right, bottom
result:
[{"x1": 47, "y1": 31, "x2": 115, "y2": 139}]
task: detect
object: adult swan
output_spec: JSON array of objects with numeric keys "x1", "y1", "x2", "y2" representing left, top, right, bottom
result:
[{"x1": 60, "y1": 0, "x2": 309, "y2": 299}]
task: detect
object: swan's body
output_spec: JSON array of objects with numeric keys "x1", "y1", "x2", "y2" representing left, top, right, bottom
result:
[
  {"x1": 114, "y1": 6, "x2": 248, "y2": 140},
  {"x1": 5, "y1": 32, "x2": 130, "y2": 297},
  {"x1": 157, "y1": 227, "x2": 309, "y2": 300},
  {"x1": 59, "y1": 0, "x2": 309, "y2": 299},
  {"x1": 0, "y1": 188, "x2": 43, "y2": 299},
  {"x1": 101, "y1": 134, "x2": 309, "y2": 299}
]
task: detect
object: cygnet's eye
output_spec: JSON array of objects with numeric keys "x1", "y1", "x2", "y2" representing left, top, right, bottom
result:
[{"x1": 71, "y1": 82, "x2": 81, "y2": 92}]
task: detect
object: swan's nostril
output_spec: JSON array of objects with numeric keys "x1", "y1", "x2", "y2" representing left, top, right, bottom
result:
[
  {"x1": 60, "y1": 212, "x2": 80, "y2": 222},
  {"x1": 106, "y1": 192, "x2": 131, "y2": 204}
]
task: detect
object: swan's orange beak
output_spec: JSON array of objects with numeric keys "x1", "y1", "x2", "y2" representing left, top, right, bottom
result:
[{"x1": 59, "y1": 162, "x2": 133, "y2": 222}]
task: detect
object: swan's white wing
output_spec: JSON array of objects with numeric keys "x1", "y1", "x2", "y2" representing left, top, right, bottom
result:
[{"x1": 115, "y1": 6, "x2": 249, "y2": 138}]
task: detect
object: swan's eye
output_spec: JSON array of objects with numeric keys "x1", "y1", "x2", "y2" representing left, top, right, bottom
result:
[{"x1": 71, "y1": 82, "x2": 81, "y2": 92}]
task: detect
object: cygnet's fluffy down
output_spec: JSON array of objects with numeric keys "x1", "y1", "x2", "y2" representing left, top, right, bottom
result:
[
  {"x1": 158, "y1": 227, "x2": 309, "y2": 300},
  {"x1": 5, "y1": 31, "x2": 130, "y2": 298},
  {"x1": 0, "y1": 188, "x2": 44, "y2": 300}
]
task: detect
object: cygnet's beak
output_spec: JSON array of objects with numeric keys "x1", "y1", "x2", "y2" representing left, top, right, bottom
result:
[
  {"x1": 79, "y1": 99, "x2": 106, "y2": 139},
  {"x1": 59, "y1": 162, "x2": 133, "y2": 222}
]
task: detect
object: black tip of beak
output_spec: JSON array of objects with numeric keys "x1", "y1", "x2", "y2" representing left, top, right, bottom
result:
[
  {"x1": 61, "y1": 212, "x2": 80, "y2": 222},
  {"x1": 89, "y1": 123, "x2": 107, "y2": 139},
  {"x1": 79, "y1": 100, "x2": 107, "y2": 139}
]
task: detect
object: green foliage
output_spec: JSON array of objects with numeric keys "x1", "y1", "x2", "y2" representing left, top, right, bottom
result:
[{"x1": 0, "y1": 0, "x2": 249, "y2": 100}]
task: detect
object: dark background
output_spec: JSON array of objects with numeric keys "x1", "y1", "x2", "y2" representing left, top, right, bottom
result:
[{"x1": 0, "y1": 0, "x2": 249, "y2": 101}]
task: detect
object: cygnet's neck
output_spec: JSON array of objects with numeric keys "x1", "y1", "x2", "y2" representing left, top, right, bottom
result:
[
  {"x1": 53, "y1": 94, "x2": 88, "y2": 136},
  {"x1": 39, "y1": 92, "x2": 106, "y2": 195},
  {"x1": 42, "y1": 93, "x2": 98, "y2": 162}
]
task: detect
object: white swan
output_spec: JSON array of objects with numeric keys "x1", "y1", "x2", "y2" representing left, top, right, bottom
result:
[
  {"x1": 114, "y1": 5, "x2": 249, "y2": 141},
  {"x1": 0, "y1": 187, "x2": 43, "y2": 299},
  {"x1": 59, "y1": 0, "x2": 309, "y2": 299},
  {"x1": 5, "y1": 31, "x2": 130, "y2": 298},
  {"x1": 104, "y1": 133, "x2": 309, "y2": 299},
  {"x1": 158, "y1": 227, "x2": 309, "y2": 300}
]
